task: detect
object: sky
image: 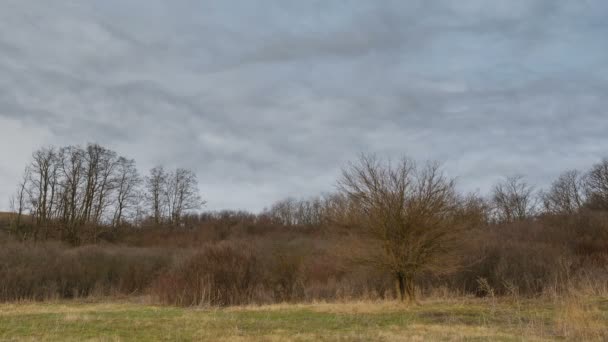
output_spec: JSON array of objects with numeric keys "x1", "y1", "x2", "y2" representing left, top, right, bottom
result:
[{"x1": 1, "y1": 0, "x2": 608, "y2": 212}]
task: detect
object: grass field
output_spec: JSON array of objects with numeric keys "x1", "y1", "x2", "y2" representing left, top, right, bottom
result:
[{"x1": 1, "y1": 297, "x2": 607, "y2": 341}]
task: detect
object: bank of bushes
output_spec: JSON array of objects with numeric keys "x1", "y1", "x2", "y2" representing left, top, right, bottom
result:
[
  {"x1": 0, "y1": 242, "x2": 173, "y2": 300},
  {"x1": 1, "y1": 209, "x2": 607, "y2": 305}
]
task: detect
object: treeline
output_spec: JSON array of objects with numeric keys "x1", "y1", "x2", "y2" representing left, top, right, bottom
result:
[
  {"x1": 2, "y1": 147, "x2": 608, "y2": 305},
  {"x1": 12, "y1": 144, "x2": 608, "y2": 240},
  {"x1": 265, "y1": 159, "x2": 608, "y2": 227},
  {"x1": 8, "y1": 144, "x2": 202, "y2": 243}
]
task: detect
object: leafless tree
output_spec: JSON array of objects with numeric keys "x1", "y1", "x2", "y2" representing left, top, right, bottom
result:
[
  {"x1": 146, "y1": 166, "x2": 168, "y2": 225},
  {"x1": 112, "y1": 157, "x2": 141, "y2": 228},
  {"x1": 267, "y1": 198, "x2": 297, "y2": 225},
  {"x1": 338, "y1": 154, "x2": 470, "y2": 302},
  {"x1": 458, "y1": 192, "x2": 490, "y2": 225},
  {"x1": 165, "y1": 168, "x2": 204, "y2": 225},
  {"x1": 266, "y1": 195, "x2": 331, "y2": 226},
  {"x1": 57, "y1": 146, "x2": 86, "y2": 241},
  {"x1": 541, "y1": 170, "x2": 585, "y2": 215},
  {"x1": 584, "y1": 159, "x2": 608, "y2": 211},
  {"x1": 491, "y1": 175, "x2": 536, "y2": 223},
  {"x1": 93, "y1": 147, "x2": 120, "y2": 225},
  {"x1": 9, "y1": 167, "x2": 31, "y2": 238},
  {"x1": 321, "y1": 193, "x2": 362, "y2": 228},
  {"x1": 295, "y1": 197, "x2": 324, "y2": 226},
  {"x1": 27, "y1": 147, "x2": 58, "y2": 239},
  {"x1": 10, "y1": 143, "x2": 146, "y2": 242},
  {"x1": 80, "y1": 144, "x2": 119, "y2": 226},
  {"x1": 80, "y1": 144, "x2": 100, "y2": 224}
]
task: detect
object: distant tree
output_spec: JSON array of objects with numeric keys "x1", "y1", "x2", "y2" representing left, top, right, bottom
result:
[
  {"x1": 112, "y1": 157, "x2": 141, "y2": 228},
  {"x1": 9, "y1": 167, "x2": 31, "y2": 238},
  {"x1": 145, "y1": 166, "x2": 168, "y2": 226},
  {"x1": 338, "y1": 154, "x2": 471, "y2": 302},
  {"x1": 57, "y1": 145, "x2": 86, "y2": 242},
  {"x1": 165, "y1": 168, "x2": 204, "y2": 225},
  {"x1": 321, "y1": 193, "x2": 361, "y2": 228},
  {"x1": 9, "y1": 144, "x2": 150, "y2": 242},
  {"x1": 267, "y1": 198, "x2": 297, "y2": 225},
  {"x1": 145, "y1": 166, "x2": 203, "y2": 226},
  {"x1": 80, "y1": 144, "x2": 120, "y2": 226},
  {"x1": 28, "y1": 147, "x2": 58, "y2": 239},
  {"x1": 459, "y1": 192, "x2": 490, "y2": 225},
  {"x1": 584, "y1": 159, "x2": 608, "y2": 211},
  {"x1": 266, "y1": 196, "x2": 327, "y2": 226},
  {"x1": 491, "y1": 175, "x2": 536, "y2": 223},
  {"x1": 291, "y1": 196, "x2": 327, "y2": 226},
  {"x1": 541, "y1": 170, "x2": 585, "y2": 215}
]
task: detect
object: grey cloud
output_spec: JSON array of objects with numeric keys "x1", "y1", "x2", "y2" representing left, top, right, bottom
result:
[{"x1": 1, "y1": 0, "x2": 607, "y2": 211}]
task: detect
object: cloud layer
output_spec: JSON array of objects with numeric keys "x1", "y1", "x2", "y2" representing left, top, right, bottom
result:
[{"x1": 1, "y1": 0, "x2": 608, "y2": 211}]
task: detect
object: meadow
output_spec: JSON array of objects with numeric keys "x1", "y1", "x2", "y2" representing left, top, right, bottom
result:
[
  {"x1": 1, "y1": 296, "x2": 607, "y2": 341},
  {"x1": 3, "y1": 149, "x2": 608, "y2": 340}
]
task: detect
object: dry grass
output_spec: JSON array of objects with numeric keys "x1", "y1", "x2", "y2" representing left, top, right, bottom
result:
[
  {"x1": 555, "y1": 297, "x2": 608, "y2": 340},
  {"x1": 1, "y1": 296, "x2": 606, "y2": 341}
]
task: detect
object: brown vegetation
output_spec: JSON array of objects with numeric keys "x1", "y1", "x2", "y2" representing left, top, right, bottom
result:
[
  {"x1": 2, "y1": 147, "x2": 608, "y2": 308},
  {"x1": 337, "y1": 155, "x2": 477, "y2": 302}
]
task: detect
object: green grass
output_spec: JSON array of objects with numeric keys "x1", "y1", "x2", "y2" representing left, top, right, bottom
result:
[{"x1": 1, "y1": 297, "x2": 607, "y2": 341}]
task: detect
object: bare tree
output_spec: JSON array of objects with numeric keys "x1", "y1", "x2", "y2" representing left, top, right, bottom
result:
[
  {"x1": 79, "y1": 144, "x2": 119, "y2": 226},
  {"x1": 10, "y1": 143, "x2": 144, "y2": 242},
  {"x1": 294, "y1": 197, "x2": 324, "y2": 226},
  {"x1": 491, "y1": 175, "x2": 536, "y2": 223},
  {"x1": 80, "y1": 144, "x2": 101, "y2": 224},
  {"x1": 458, "y1": 192, "x2": 490, "y2": 226},
  {"x1": 541, "y1": 170, "x2": 585, "y2": 215},
  {"x1": 265, "y1": 196, "x2": 328, "y2": 226},
  {"x1": 584, "y1": 159, "x2": 608, "y2": 211},
  {"x1": 144, "y1": 166, "x2": 203, "y2": 226},
  {"x1": 146, "y1": 166, "x2": 168, "y2": 225},
  {"x1": 28, "y1": 147, "x2": 58, "y2": 239},
  {"x1": 9, "y1": 167, "x2": 31, "y2": 238},
  {"x1": 267, "y1": 198, "x2": 297, "y2": 225},
  {"x1": 112, "y1": 157, "x2": 141, "y2": 228},
  {"x1": 338, "y1": 154, "x2": 469, "y2": 302},
  {"x1": 57, "y1": 145, "x2": 85, "y2": 242},
  {"x1": 321, "y1": 193, "x2": 362, "y2": 228},
  {"x1": 91, "y1": 145, "x2": 119, "y2": 225},
  {"x1": 165, "y1": 168, "x2": 204, "y2": 226}
]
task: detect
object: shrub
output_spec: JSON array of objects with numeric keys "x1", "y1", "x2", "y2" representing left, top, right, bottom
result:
[
  {"x1": 0, "y1": 242, "x2": 172, "y2": 301},
  {"x1": 151, "y1": 243, "x2": 262, "y2": 306}
]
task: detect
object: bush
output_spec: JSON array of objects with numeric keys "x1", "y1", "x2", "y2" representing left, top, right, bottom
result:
[
  {"x1": 0, "y1": 242, "x2": 172, "y2": 301},
  {"x1": 151, "y1": 243, "x2": 262, "y2": 306},
  {"x1": 2, "y1": 210, "x2": 607, "y2": 306}
]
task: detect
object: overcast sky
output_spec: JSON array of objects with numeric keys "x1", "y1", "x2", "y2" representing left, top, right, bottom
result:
[{"x1": 1, "y1": 0, "x2": 607, "y2": 212}]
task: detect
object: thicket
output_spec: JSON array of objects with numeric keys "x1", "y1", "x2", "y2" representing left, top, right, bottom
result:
[
  {"x1": 1, "y1": 208, "x2": 606, "y2": 305},
  {"x1": 1, "y1": 148, "x2": 608, "y2": 306}
]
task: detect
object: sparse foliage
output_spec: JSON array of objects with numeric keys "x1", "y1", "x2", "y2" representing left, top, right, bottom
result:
[
  {"x1": 541, "y1": 170, "x2": 585, "y2": 215},
  {"x1": 165, "y1": 168, "x2": 204, "y2": 225},
  {"x1": 146, "y1": 166, "x2": 168, "y2": 226},
  {"x1": 145, "y1": 166, "x2": 204, "y2": 226},
  {"x1": 337, "y1": 154, "x2": 472, "y2": 302},
  {"x1": 113, "y1": 157, "x2": 141, "y2": 228},
  {"x1": 9, "y1": 144, "x2": 203, "y2": 243},
  {"x1": 9, "y1": 167, "x2": 31, "y2": 239},
  {"x1": 584, "y1": 159, "x2": 608, "y2": 211},
  {"x1": 491, "y1": 175, "x2": 536, "y2": 223}
]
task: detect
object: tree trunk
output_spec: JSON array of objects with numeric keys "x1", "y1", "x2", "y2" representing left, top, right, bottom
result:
[
  {"x1": 405, "y1": 277, "x2": 416, "y2": 303},
  {"x1": 396, "y1": 273, "x2": 417, "y2": 303},
  {"x1": 396, "y1": 273, "x2": 406, "y2": 301}
]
